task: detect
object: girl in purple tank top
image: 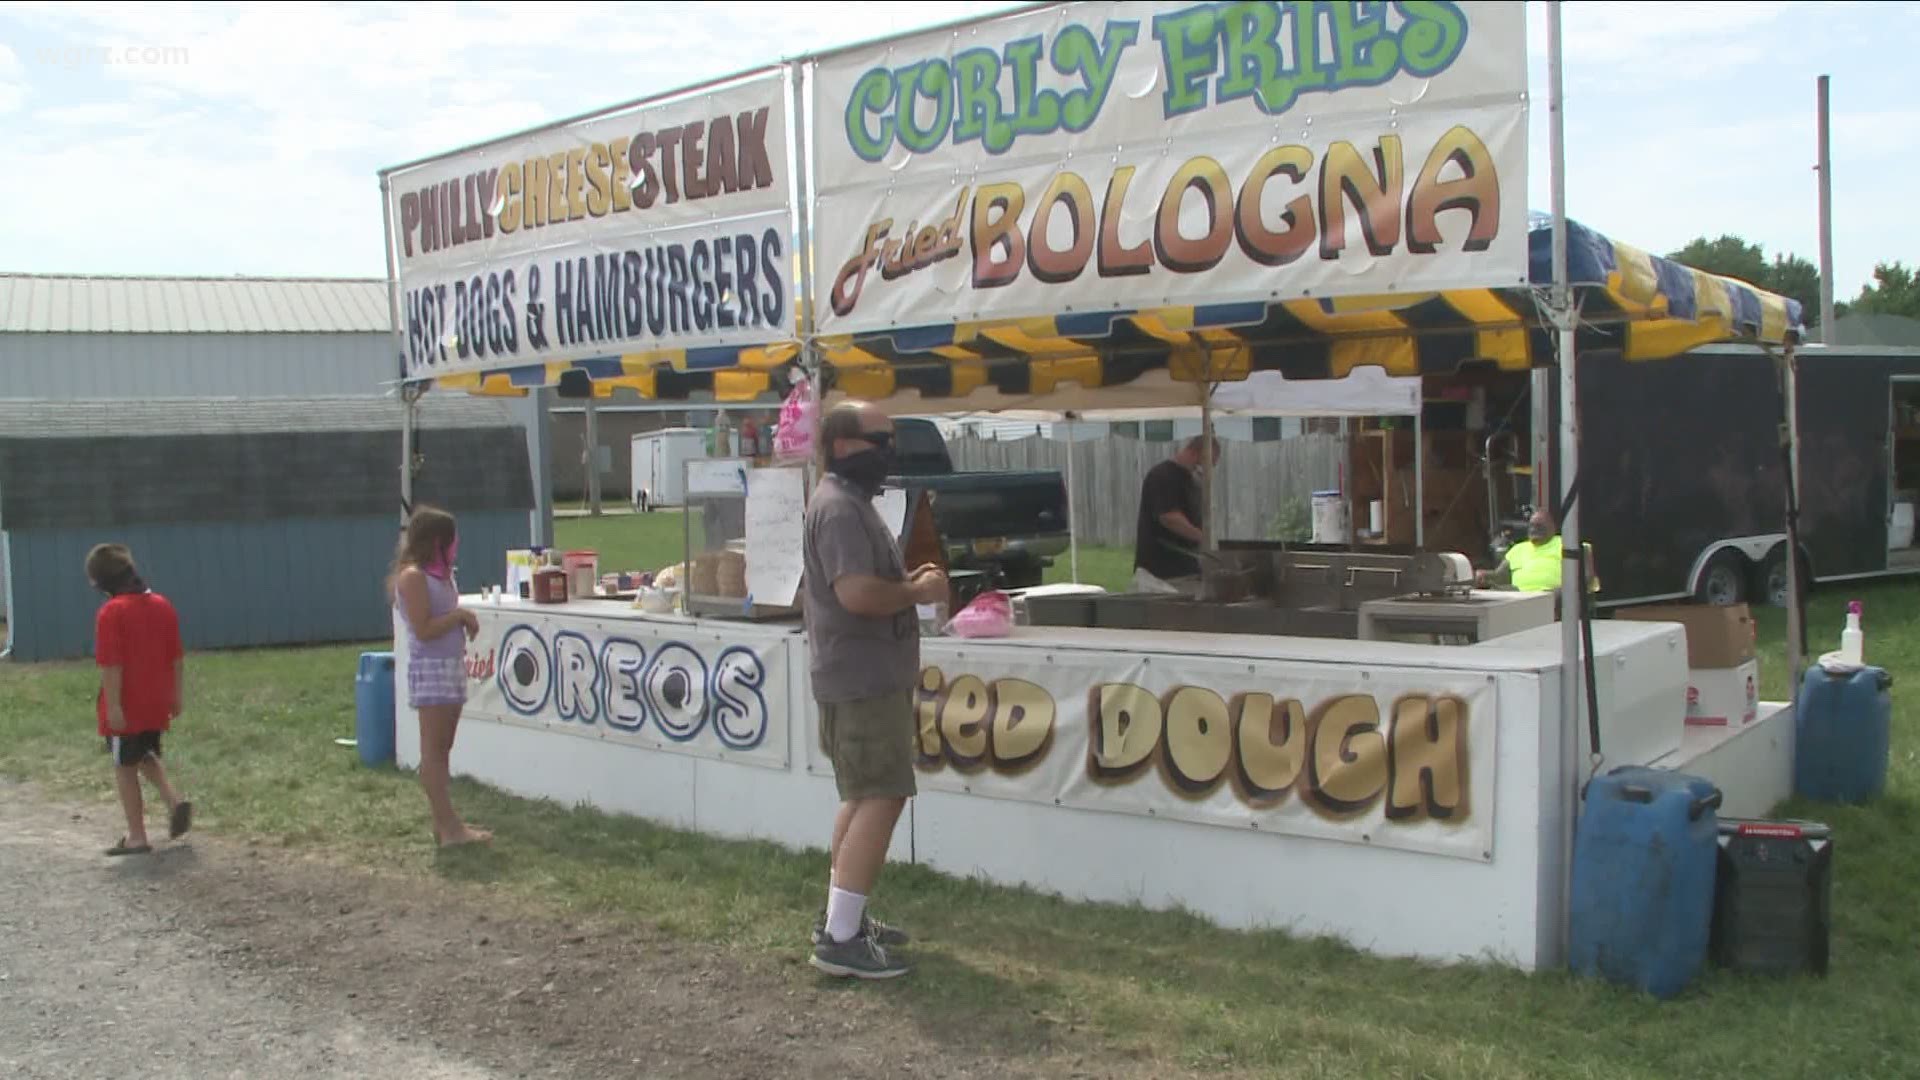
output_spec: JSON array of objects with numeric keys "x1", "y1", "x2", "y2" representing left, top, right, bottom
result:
[{"x1": 389, "y1": 506, "x2": 488, "y2": 848}]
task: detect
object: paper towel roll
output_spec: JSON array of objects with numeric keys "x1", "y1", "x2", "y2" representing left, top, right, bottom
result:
[
  {"x1": 1368, "y1": 499, "x2": 1384, "y2": 535},
  {"x1": 1437, "y1": 552, "x2": 1473, "y2": 585}
]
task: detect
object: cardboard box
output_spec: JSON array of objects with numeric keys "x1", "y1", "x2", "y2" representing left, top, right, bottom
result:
[
  {"x1": 1687, "y1": 660, "x2": 1760, "y2": 727},
  {"x1": 1617, "y1": 603, "x2": 1757, "y2": 669}
]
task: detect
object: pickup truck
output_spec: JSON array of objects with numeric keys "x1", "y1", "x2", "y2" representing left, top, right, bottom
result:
[{"x1": 889, "y1": 417, "x2": 1071, "y2": 589}]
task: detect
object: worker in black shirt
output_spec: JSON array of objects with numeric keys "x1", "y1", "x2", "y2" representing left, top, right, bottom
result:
[{"x1": 1132, "y1": 436, "x2": 1218, "y2": 595}]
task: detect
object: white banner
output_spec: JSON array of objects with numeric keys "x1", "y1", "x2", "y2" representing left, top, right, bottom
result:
[
  {"x1": 386, "y1": 69, "x2": 796, "y2": 381},
  {"x1": 808, "y1": 639, "x2": 1498, "y2": 861},
  {"x1": 463, "y1": 607, "x2": 793, "y2": 770},
  {"x1": 810, "y1": 1, "x2": 1529, "y2": 335}
]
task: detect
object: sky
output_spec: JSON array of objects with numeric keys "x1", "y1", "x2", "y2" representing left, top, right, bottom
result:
[{"x1": 0, "y1": 1, "x2": 1914, "y2": 299}]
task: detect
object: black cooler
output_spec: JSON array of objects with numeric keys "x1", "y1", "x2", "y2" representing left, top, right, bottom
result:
[{"x1": 1710, "y1": 818, "x2": 1834, "y2": 976}]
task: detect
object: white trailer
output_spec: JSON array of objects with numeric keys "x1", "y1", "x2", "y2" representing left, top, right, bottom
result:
[{"x1": 629, "y1": 428, "x2": 708, "y2": 510}]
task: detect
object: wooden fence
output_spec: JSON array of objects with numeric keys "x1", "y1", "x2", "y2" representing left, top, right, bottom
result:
[{"x1": 946, "y1": 434, "x2": 1344, "y2": 547}]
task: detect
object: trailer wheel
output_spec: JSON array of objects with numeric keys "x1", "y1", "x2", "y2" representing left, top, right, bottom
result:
[
  {"x1": 1695, "y1": 552, "x2": 1748, "y2": 607},
  {"x1": 1756, "y1": 546, "x2": 1808, "y2": 609}
]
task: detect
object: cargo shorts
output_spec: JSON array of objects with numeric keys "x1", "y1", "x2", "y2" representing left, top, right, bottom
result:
[{"x1": 817, "y1": 691, "x2": 917, "y2": 802}]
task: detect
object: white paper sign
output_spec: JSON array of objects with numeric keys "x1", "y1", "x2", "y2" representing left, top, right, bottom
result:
[
  {"x1": 745, "y1": 466, "x2": 807, "y2": 606},
  {"x1": 686, "y1": 457, "x2": 749, "y2": 497},
  {"x1": 873, "y1": 487, "x2": 910, "y2": 540}
]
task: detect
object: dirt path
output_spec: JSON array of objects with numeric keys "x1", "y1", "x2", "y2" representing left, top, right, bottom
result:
[{"x1": 0, "y1": 778, "x2": 1128, "y2": 1080}]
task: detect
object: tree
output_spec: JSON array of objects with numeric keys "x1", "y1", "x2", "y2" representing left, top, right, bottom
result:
[
  {"x1": 1851, "y1": 262, "x2": 1920, "y2": 319},
  {"x1": 1765, "y1": 254, "x2": 1822, "y2": 323},
  {"x1": 1668, "y1": 235, "x2": 1834, "y2": 329},
  {"x1": 1668, "y1": 235, "x2": 1770, "y2": 287}
]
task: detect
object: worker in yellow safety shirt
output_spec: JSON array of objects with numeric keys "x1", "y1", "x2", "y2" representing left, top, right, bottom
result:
[{"x1": 1476, "y1": 509, "x2": 1600, "y2": 594}]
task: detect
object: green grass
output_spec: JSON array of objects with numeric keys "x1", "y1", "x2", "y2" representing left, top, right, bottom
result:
[
  {"x1": 550, "y1": 515, "x2": 1138, "y2": 592},
  {"x1": 1043, "y1": 543, "x2": 1137, "y2": 593},
  {"x1": 550, "y1": 511, "x2": 698, "y2": 575},
  {"x1": 6, "y1": 575, "x2": 1919, "y2": 1077}
]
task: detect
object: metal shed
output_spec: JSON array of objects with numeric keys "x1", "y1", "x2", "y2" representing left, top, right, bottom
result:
[
  {"x1": 0, "y1": 273, "x2": 397, "y2": 397},
  {"x1": 0, "y1": 395, "x2": 532, "y2": 661}
]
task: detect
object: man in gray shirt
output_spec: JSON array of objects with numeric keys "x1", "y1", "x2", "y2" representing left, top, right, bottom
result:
[{"x1": 803, "y1": 401, "x2": 947, "y2": 980}]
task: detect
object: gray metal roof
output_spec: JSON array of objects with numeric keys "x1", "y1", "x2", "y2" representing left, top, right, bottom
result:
[
  {"x1": 0, "y1": 395, "x2": 517, "y2": 440},
  {"x1": 0, "y1": 274, "x2": 390, "y2": 334},
  {"x1": 1831, "y1": 313, "x2": 1920, "y2": 348}
]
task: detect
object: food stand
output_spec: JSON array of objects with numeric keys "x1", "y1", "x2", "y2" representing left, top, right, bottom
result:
[{"x1": 380, "y1": 2, "x2": 1806, "y2": 971}]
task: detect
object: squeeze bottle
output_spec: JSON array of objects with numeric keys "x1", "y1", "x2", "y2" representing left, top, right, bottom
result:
[{"x1": 1839, "y1": 600, "x2": 1864, "y2": 665}]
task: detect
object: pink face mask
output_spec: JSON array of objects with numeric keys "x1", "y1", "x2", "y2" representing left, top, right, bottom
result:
[{"x1": 425, "y1": 536, "x2": 458, "y2": 579}]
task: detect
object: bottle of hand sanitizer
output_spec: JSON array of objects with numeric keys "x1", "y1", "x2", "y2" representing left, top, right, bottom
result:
[{"x1": 1839, "y1": 600, "x2": 1865, "y2": 665}]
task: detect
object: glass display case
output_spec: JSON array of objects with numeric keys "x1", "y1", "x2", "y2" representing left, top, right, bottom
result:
[{"x1": 681, "y1": 457, "x2": 806, "y2": 621}]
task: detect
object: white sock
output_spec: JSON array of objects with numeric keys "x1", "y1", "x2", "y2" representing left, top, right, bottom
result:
[{"x1": 825, "y1": 886, "x2": 867, "y2": 945}]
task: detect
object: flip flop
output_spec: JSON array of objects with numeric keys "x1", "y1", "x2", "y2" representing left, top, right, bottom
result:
[
  {"x1": 169, "y1": 800, "x2": 194, "y2": 840},
  {"x1": 105, "y1": 839, "x2": 152, "y2": 857}
]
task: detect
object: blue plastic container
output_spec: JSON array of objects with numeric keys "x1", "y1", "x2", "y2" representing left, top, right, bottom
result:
[
  {"x1": 1569, "y1": 766, "x2": 1723, "y2": 1000},
  {"x1": 354, "y1": 651, "x2": 397, "y2": 767},
  {"x1": 1794, "y1": 664, "x2": 1892, "y2": 804}
]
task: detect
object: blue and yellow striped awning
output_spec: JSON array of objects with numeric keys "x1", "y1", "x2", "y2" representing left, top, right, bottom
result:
[{"x1": 420, "y1": 217, "x2": 1803, "y2": 405}]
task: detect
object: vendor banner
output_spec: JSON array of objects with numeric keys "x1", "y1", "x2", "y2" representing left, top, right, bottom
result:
[
  {"x1": 385, "y1": 69, "x2": 795, "y2": 382},
  {"x1": 810, "y1": 641, "x2": 1499, "y2": 861},
  {"x1": 809, "y1": 1, "x2": 1529, "y2": 335},
  {"x1": 462, "y1": 606, "x2": 793, "y2": 770}
]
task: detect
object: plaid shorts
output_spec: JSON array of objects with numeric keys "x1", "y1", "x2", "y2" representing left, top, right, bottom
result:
[{"x1": 408, "y1": 655, "x2": 467, "y2": 709}]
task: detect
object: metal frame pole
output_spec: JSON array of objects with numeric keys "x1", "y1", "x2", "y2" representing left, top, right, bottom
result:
[
  {"x1": 1816, "y1": 76, "x2": 1836, "y2": 344},
  {"x1": 788, "y1": 61, "x2": 824, "y2": 410},
  {"x1": 527, "y1": 388, "x2": 555, "y2": 547},
  {"x1": 1200, "y1": 382, "x2": 1217, "y2": 553},
  {"x1": 584, "y1": 392, "x2": 603, "y2": 516},
  {"x1": 380, "y1": 174, "x2": 415, "y2": 523},
  {"x1": 1414, "y1": 408, "x2": 1426, "y2": 548},
  {"x1": 1065, "y1": 412, "x2": 1081, "y2": 583},
  {"x1": 1783, "y1": 346, "x2": 1807, "y2": 682}
]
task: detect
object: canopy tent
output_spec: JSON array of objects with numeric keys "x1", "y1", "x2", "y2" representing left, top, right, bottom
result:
[
  {"x1": 965, "y1": 366, "x2": 1421, "y2": 426},
  {"x1": 412, "y1": 217, "x2": 1802, "y2": 411},
  {"x1": 413, "y1": 214, "x2": 1803, "y2": 600}
]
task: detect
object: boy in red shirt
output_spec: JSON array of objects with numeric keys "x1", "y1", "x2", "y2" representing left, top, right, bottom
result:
[{"x1": 88, "y1": 543, "x2": 192, "y2": 856}]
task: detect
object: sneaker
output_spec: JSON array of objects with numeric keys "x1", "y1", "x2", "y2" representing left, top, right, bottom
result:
[
  {"x1": 810, "y1": 933, "x2": 912, "y2": 980},
  {"x1": 811, "y1": 910, "x2": 910, "y2": 948}
]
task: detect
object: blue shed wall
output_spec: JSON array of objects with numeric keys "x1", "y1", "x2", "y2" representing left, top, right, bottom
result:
[{"x1": 1, "y1": 511, "x2": 527, "y2": 662}]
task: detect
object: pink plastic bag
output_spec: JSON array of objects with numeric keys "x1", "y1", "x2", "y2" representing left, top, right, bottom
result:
[
  {"x1": 773, "y1": 379, "x2": 818, "y2": 460},
  {"x1": 946, "y1": 591, "x2": 1014, "y2": 639}
]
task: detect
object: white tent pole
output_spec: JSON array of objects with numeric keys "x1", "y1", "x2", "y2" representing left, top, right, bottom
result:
[
  {"x1": 1547, "y1": 0, "x2": 1580, "y2": 968},
  {"x1": 1065, "y1": 412, "x2": 1080, "y2": 583},
  {"x1": 1550, "y1": 0, "x2": 1580, "y2": 756},
  {"x1": 1343, "y1": 416, "x2": 1356, "y2": 546}
]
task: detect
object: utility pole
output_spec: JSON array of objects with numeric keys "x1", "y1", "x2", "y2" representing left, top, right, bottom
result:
[{"x1": 1816, "y1": 75, "x2": 1836, "y2": 342}]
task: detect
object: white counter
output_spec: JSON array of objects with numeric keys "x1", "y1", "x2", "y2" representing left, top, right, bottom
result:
[{"x1": 393, "y1": 595, "x2": 1761, "y2": 972}]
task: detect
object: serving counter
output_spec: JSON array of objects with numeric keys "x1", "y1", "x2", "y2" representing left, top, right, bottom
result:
[{"x1": 395, "y1": 594, "x2": 1794, "y2": 971}]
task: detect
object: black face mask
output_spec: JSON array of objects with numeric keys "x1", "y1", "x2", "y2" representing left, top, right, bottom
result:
[{"x1": 830, "y1": 448, "x2": 892, "y2": 496}]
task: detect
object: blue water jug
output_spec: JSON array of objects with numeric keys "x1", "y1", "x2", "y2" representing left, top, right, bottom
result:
[
  {"x1": 354, "y1": 651, "x2": 397, "y2": 767},
  {"x1": 1794, "y1": 665, "x2": 1892, "y2": 804},
  {"x1": 1569, "y1": 766, "x2": 1723, "y2": 1000}
]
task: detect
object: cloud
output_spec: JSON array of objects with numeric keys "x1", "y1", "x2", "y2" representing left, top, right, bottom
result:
[
  {"x1": 0, "y1": 0, "x2": 1911, "y2": 298},
  {"x1": 0, "y1": 42, "x2": 25, "y2": 113}
]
